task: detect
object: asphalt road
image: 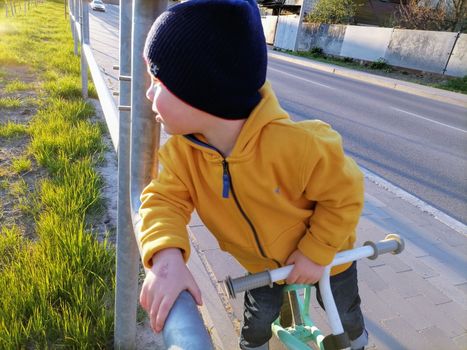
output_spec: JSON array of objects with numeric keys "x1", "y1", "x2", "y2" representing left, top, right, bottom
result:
[
  {"x1": 267, "y1": 58, "x2": 467, "y2": 224},
  {"x1": 89, "y1": 5, "x2": 467, "y2": 225}
]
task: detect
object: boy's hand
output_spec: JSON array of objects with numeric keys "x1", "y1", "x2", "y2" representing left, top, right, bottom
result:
[
  {"x1": 285, "y1": 249, "x2": 325, "y2": 285},
  {"x1": 139, "y1": 248, "x2": 202, "y2": 333}
]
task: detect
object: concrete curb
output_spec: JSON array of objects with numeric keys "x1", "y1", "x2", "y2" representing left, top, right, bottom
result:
[
  {"x1": 268, "y1": 50, "x2": 467, "y2": 109},
  {"x1": 187, "y1": 226, "x2": 240, "y2": 350}
]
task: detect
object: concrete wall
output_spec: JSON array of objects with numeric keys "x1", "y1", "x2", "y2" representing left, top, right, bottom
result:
[
  {"x1": 446, "y1": 34, "x2": 467, "y2": 77},
  {"x1": 297, "y1": 23, "x2": 345, "y2": 56},
  {"x1": 274, "y1": 15, "x2": 300, "y2": 51},
  {"x1": 340, "y1": 26, "x2": 393, "y2": 62},
  {"x1": 261, "y1": 15, "x2": 278, "y2": 45},
  {"x1": 284, "y1": 0, "x2": 302, "y2": 5},
  {"x1": 289, "y1": 23, "x2": 466, "y2": 77},
  {"x1": 385, "y1": 29, "x2": 458, "y2": 74}
]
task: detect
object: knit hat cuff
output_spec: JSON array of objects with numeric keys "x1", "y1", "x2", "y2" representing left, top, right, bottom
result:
[{"x1": 159, "y1": 76, "x2": 263, "y2": 119}]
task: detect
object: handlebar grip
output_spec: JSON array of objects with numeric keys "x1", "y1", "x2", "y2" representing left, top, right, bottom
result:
[
  {"x1": 223, "y1": 270, "x2": 271, "y2": 299},
  {"x1": 364, "y1": 233, "x2": 405, "y2": 260}
]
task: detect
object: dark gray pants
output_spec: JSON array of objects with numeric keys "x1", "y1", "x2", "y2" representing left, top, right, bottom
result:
[{"x1": 239, "y1": 262, "x2": 367, "y2": 349}]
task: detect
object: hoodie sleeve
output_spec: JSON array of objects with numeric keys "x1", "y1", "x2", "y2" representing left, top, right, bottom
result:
[
  {"x1": 138, "y1": 144, "x2": 194, "y2": 269},
  {"x1": 297, "y1": 122, "x2": 364, "y2": 266}
]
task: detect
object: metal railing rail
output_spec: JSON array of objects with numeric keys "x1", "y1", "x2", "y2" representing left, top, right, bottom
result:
[
  {"x1": 69, "y1": 0, "x2": 119, "y2": 150},
  {"x1": 68, "y1": 1, "x2": 214, "y2": 348}
]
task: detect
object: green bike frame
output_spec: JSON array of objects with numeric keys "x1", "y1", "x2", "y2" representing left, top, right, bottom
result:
[{"x1": 272, "y1": 284, "x2": 325, "y2": 350}]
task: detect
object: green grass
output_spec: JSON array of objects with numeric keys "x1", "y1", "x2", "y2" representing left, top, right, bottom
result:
[
  {"x1": 0, "y1": 2, "x2": 115, "y2": 348},
  {"x1": 0, "y1": 121, "x2": 28, "y2": 138},
  {"x1": 432, "y1": 75, "x2": 467, "y2": 94},
  {"x1": 10, "y1": 156, "x2": 31, "y2": 174},
  {"x1": 0, "y1": 68, "x2": 7, "y2": 82},
  {"x1": 369, "y1": 57, "x2": 392, "y2": 71},
  {"x1": 0, "y1": 96, "x2": 36, "y2": 109},
  {"x1": 9, "y1": 178, "x2": 28, "y2": 198},
  {"x1": 0, "y1": 96, "x2": 21, "y2": 108},
  {"x1": 43, "y1": 75, "x2": 86, "y2": 99},
  {"x1": 288, "y1": 48, "x2": 365, "y2": 70},
  {"x1": 29, "y1": 99, "x2": 103, "y2": 174},
  {"x1": 4, "y1": 79, "x2": 30, "y2": 93},
  {"x1": 0, "y1": 180, "x2": 8, "y2": 190}
]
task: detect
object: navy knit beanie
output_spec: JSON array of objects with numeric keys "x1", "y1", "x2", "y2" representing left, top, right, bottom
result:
[{"x1": 144, "y1": 0, "x2": 267, "y2": 119}]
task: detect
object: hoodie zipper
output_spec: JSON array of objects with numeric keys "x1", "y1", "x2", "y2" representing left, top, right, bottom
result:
[
  {"x1": 223, "y1": 159, "x2": 272, "y2": 262},
  {"x1": 185, "y1": 134, "x2": 280, "y2": 267}
]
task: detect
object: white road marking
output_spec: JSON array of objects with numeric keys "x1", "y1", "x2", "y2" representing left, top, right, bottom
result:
[
  {"x1": 392, "y1": 107, "x2": 467, "y2": 133},
  {"x1": 361, "y1": 166, "x2": 467, "y2": 236},
  {"x1": 268, "y1": 67, "x2": 335, "y2": 90}
]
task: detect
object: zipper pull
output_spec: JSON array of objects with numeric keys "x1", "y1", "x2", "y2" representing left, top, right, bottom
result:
[{"x1": 222, "y1": 160, "x2": 230, "y2": 199}]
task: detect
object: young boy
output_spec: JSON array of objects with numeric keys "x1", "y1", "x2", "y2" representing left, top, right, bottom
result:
[{"x1": 138, "y1": 0, "x2": 367, "y2": 349}]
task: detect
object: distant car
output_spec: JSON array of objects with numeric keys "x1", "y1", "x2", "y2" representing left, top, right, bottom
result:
[{"x1": 90, "y1": 0, "x2": 106, "y2": 12}]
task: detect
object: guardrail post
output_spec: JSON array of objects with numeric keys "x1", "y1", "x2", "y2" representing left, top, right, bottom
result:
[
  {"x1": 114, "y1": 0, "x2": 139, "y2": 347},
  {"x1": 128, "y1": 1, "x2": 214, "y2": 348},
  {"x1": 128, "y1": 0, "x2": 165, "y2": 226},
  {"x1": 80, "y1": 0, "x2": 89, "y2": 98}
]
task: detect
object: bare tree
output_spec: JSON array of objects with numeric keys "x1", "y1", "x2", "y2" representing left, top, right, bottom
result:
[{"x1": 393, "y1": 0, "x2": 466, "y2": 32}]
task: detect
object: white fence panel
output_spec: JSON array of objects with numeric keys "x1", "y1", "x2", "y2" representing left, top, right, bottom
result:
[
  {"x1": 385, "y1": 29, "x2": 458, "y2": 74},
  {"x1": 445, "y1": 34, "x2": 467, "y2": 77},
  {"x1": 340, "y1": 26, "x2": 393, "y2": 62},
  {"x1": 261, "y1": 15, "x2": 278, "y2": 45},
  {"x1": 274, "y1": 15, "x2": 300, "y2": 51}
]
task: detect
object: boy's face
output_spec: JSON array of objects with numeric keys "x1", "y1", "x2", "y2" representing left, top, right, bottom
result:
[{"x1": 145, "y1": 70, "x2": 200, "y2": 135}]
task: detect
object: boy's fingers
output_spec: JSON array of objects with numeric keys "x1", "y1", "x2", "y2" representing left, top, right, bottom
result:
[
  {"x1": 140, "y1": 281, "x2": 152, "y2": 311},
  {"x1": 156, "y1": 296, "x2": 177, "y2": 333},
  {"x1": 149, "y1": 294, "x2": 163, "y2": 333},
  {"x1": 296, "y1": 273, "x2": 309, "y2": 284},
  {"x1": 188, "y1": 284, "x2": 203, "y2": 306},
  {"x1": 285, "y1": 253, "x2": 296, "y2": 266},
  {"x1": 286, "y1": 267, "x2": 298, "y2": 284}
]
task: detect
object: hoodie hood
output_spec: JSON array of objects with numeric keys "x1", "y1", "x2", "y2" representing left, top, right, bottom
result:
[{"x1": 182, "y1": 81, "x2": 289, "y2": 161}]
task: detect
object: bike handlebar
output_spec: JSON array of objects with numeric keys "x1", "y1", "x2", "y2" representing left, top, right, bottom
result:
[{"x1": 223, "y1": 233, "x2": 404, "y2": 299}]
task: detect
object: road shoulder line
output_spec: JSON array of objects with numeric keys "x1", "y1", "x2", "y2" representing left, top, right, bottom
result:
[{"x1": 361, "y1": 166, "x2": 467, "y2": 236}]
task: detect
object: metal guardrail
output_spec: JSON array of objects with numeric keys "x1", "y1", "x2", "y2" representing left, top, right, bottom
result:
[{"x1": 68, "y1": 1, "x2": 214, "y2": 348}]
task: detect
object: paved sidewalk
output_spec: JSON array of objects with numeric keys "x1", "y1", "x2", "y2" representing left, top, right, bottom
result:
[
  {"x1": 188, "y1": 176, "x2": 467, "y2": 350},
  {"x1": 88, "y1": 6, "x2": 466, "y2": 349}
]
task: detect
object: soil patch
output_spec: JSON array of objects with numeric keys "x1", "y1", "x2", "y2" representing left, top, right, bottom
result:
[{"x1": 0, "y1": 65, "x2": 43, "y2": 239}]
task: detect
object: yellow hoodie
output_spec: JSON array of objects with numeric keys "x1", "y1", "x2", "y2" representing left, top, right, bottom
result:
[{"x1": 139, "y1": 82, "x2": 364, "y2": 276}]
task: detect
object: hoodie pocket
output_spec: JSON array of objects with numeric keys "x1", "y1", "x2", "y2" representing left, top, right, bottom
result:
[{"x1": 265, "y1": 221, "x2": 307, "y2": 264}]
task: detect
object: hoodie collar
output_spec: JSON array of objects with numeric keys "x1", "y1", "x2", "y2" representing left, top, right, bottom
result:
[{"x1": 183, "y1": 81, "x2": 289, "y2": 161}]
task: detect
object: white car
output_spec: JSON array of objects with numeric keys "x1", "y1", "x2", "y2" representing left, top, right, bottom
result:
[{"x1": 90, "y1": 0, "x2": 106, "y2": 12}]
